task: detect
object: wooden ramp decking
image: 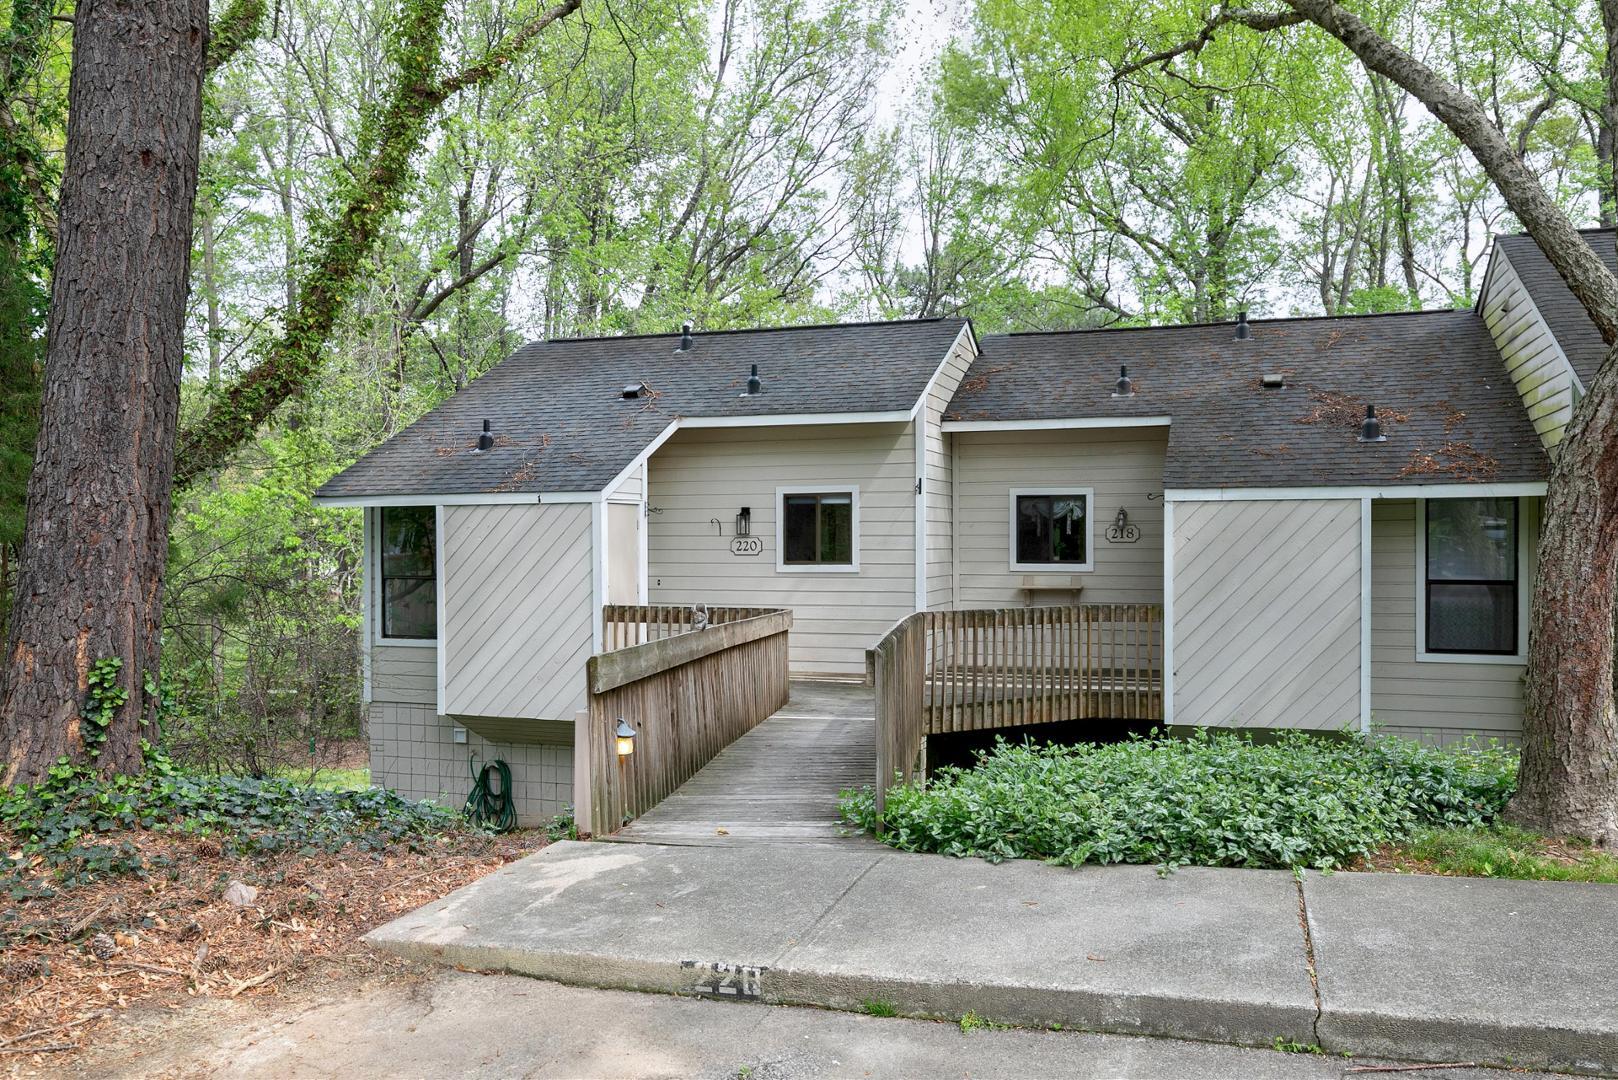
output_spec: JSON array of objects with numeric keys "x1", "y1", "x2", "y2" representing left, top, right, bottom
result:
[{"x1": 607, "y1": 681, "x2": 878, "y2": 846}]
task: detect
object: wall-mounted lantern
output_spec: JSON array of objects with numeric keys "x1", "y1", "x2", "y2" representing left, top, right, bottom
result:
[
  {"x1": 735, "y1": 507, "x2": 752, "y2": 537},
  {"x1": 614, "y1": 719, "x2": 637, "y2": 758},
  {"x1": 1105, "y1": 506, "x2": 1140, "y2": 543}
]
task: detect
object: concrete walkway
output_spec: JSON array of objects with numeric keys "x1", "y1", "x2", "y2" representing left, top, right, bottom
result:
[
  {"x1": 367, "y1": 841, "x2": 1618, "y2": 1074},
  {"x1": 610, "y1": 681, "x2": 877, "y2": 846}
]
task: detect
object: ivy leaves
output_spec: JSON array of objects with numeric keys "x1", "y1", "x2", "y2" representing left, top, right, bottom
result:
[{"x1": 842, "y1": 731, "x2": 1519, "y2": 872}]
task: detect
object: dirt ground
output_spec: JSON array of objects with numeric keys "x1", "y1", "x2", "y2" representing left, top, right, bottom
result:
[{"x1": 0, "y1": 828, "x2": 549, "y2": 1074}]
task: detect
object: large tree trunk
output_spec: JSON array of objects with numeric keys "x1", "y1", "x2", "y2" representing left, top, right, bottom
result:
[
  {"x1": 0, "y1": 0, "x2": 207, "y2": 783},
  {"x1": 1510, "y1": 342, "x2": 1618, "y2": 843}
]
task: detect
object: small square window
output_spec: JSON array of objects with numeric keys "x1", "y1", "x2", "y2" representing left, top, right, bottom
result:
[
  {"x1": 1010, "y1": 490, "x2": 1093, "y2": 571},
  {"x1": 778, "y1": 490, "x2": 856, "y2": 570}
]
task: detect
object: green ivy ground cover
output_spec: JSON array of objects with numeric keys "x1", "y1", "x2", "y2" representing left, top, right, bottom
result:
[
  {"x1": 841, "y1": 731, "x2": 1518, "y2": 871},
  {"x1": 1, "y1": 754, "x2": 460, "y2": 896}
]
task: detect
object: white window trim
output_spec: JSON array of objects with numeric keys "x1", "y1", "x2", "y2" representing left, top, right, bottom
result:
[
  {"x1": 372, "y1": 503, "x2": 439, "y2": 647},
  {"x1": 776, "y1": 485, "x2": 860, "y2": 574},
  {"x1": 1008, "y1": 487, "x2": 1096, "y2": 573},
  {"x1": 1414, "y1": 496, "x2": 1531, "y2": 665}
]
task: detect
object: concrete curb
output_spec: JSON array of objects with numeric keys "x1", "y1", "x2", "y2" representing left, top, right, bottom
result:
[
  {"x1": 365, "y1": 930, "x2": 1320, "y2": 1051},
  {"x1": 1315, "y1": 1009, "x2": 1617, "y2": 1076}
]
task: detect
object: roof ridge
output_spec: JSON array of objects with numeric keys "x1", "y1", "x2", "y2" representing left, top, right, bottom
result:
[
  {"x1": 542, "y1": 316, "x2": 957, "y2": 345},
  {"x1": 1498, "y1": 225, "x2": 1617, "y2": 241},
  {"x1": 990, "y1": 307, "x2": 1471, "y2": 339}
]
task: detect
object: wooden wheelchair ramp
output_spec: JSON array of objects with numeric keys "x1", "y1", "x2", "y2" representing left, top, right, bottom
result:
[{"x1": 608, "y1": 681, "x2": 876, "y2": 846}]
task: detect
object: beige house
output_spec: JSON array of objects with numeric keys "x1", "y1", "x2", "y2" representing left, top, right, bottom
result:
[{"x1": 316, "y1": 229, "x2": 1605, "y2": 824}]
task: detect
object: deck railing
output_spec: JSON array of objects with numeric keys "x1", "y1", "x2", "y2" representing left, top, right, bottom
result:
[
  {"x1": 578, "y1": 606, "x2": 792, "y2": 837},
  {"x1": 867, "y1": 604, "x2": 1164, "y2": 817},
  {"x1": 601, "y1": 604, "x2": 785, "y2": 651}
]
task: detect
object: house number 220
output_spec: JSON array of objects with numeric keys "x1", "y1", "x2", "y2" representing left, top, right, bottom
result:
[
  {"x1": 729, "y1": 536, "x2": 764, "y2": 556},
  {"x1": 682, "y1": 960, "x2": 765, "y2": 999}
]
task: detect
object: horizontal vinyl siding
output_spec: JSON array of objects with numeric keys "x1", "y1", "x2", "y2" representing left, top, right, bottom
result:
[
  {"x1": 1172, "y1": 499, "x2": 1361, "y2": 731},
  {"x1": 955, "y1": 428, "x2": 1168, "y2": 607},
  {"x1": 606, "y1": 462, "x2": 645, "y2": 502},
  {"x1": 648, "y1": 423, "x2": 915, "y2": 675},
  {"x1": 1369, "y1": 499, "x2": 1526, "y2": 743},
  {"x1": 926, "y1": 334, "x2": 975, "y2": 610},
  {"x1": 371, "y1": 644, "x2": 436, "y2": 706},
  {"x1": 441, "y1": 502, "x2": 593, "y2": 722},
  {"x1": 1481, "y1": 252, "x2": 1577, "y2": 450}
]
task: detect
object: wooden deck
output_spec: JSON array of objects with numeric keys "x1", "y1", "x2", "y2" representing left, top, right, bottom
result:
[{"x1": 608, "y1": 681, "x2": 878, "y2": 846}]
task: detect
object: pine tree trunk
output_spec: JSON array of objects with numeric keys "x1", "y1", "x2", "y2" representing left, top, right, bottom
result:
[
  {"x1": 1508, "y1": 341, "x2": 1618, "y2": 843},
  {"x1": 0, "y1": 0, "x2": 207, "y2": 783}
]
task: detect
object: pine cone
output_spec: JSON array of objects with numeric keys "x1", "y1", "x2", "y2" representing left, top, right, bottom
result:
[
  {"x1": 89, "y1": 932, "x2": 117, "y2": 961},
  {"x1": 194, "y1": 838, "x2": 222, "y2": 859},
  {"x1": 175, "y1": 920, "x2": 203, "y2": 942},
  {"x1": 2, "y1": 956, "x2": 47, "y2": 981}
]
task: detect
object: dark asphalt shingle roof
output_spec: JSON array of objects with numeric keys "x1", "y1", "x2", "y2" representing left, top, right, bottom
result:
[
  {"x1": 1494, "y1": 227, "x2": 1617, "y2": 385},
  {"x1": 317, "y1": 318, "x2": 968, "y2": 498},
  {"x1": 953, "y1": 309, "x2": 1547, "y2": 489}
]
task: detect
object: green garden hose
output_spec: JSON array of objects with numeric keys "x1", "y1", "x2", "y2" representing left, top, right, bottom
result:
[{"x1": 464, "y1": 755, "x2": 516, "y2": 833}]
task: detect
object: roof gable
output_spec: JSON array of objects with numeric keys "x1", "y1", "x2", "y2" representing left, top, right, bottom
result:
[{"x1": 1492, "y1": 228, "x2": 1616, "y2": 386}]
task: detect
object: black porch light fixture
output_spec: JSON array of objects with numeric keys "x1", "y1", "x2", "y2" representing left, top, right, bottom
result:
[
  {"x1": 614, "y1": 719, "x2": 637, "y2": 758},
  {"x1": 735, "y1": 506, "x2": 752, "y2": 536}
]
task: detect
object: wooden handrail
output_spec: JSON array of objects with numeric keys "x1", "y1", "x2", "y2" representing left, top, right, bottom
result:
[
  {"x1": 581, "y1": 606, "x2": 792, "y2": 837},
  {"x1": 600, "y1": 604, "x2": 783, "y2": 651},
  {"x1": 868, "y1": 604, "x2": 1164, "y2": 819}
]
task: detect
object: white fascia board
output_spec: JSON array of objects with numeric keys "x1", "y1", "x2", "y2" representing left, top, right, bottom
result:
[
  {"x1": 680, "y1": 410, "x2": 912, "y2": 429},
  {"x1": 602, "y1": 419, "x2": 680, "y2": 498},
  {"x1": 315, "y1": 491, "x2": 543, "y2": 507},
  {"x1": 1161, "y1": 499, "x2": 1174, "y2": 726},
  {"x1": 909, "y1": 323, "x2": 979, "y2": 421},
  {"x1": 1164, "y1": 482, "x2": 1547, "y2": 502},
  {"x1": 434, "y1": 505, "x2": 447, "y2": 716},
  {"x1": 942, "y1": 416, "x2": 1173, "y2": 433}
]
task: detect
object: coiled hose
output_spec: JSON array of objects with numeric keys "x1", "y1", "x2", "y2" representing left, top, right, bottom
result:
[{"x1": 464, "y1": 755, "x2": 516, "y2": 833}]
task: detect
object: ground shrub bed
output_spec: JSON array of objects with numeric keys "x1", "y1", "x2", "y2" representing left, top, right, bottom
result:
[
  {"x1": 0, "y1": 757, "x2": 547, "y2": 1062},
  {"x1": 841, "y1": 731, "x2": 1518, "y2": 871},
  {"x1": 1, "y1": 754, "x2": 459, "y2": 895}
]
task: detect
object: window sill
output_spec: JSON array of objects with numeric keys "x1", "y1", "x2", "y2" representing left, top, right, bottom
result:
[
  {"x1": 1009, "y1": 563, "x2": 1094, "y2": 574},
  {"x1": 375, "y1": 637, "x2": 438, "y2": 648},
  {"x1": 776, "y1": 563, "x2": 860, "y2": 574},
  {"x1": 1414, "y1": 650, "x2": 1525, "y2": 666}
]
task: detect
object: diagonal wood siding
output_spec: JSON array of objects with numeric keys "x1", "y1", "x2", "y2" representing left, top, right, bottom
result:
[
  {"x1": 1172, "y1": 499, "x2": 1361, "y2": 731},
  {"x1": 441, "y1": 502, "x2": 594, "y2": 722}
]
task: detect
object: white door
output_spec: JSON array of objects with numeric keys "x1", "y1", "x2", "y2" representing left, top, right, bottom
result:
[{"x1": 607, "y1": 502, "x2": 641, "y2": 605}]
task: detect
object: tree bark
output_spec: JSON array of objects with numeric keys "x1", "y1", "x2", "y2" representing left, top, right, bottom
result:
[
  {"x1": 1510, "y1": 344, "x2": 1618, "y2": 842},
  {"x1": 0, "y1": 0, "x2": 208, "y2": 783}
]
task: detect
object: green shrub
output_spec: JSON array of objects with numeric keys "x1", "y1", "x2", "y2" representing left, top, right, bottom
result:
[
  {"x1": 840, "y1": 730, "x2": 1517, "y2": 871},
  {"x1": 1, "y1": 751, "x2": 461, "y2": 895}
]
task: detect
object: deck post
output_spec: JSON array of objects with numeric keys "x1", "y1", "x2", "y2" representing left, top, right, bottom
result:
[{"x1": 572, "y1": 709, "x2": 593, "y2": 838}]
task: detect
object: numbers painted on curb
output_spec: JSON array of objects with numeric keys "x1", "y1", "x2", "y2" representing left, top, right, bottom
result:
[{"x1": 682, "y1": 960, "x2": 766, "y2": 999}]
